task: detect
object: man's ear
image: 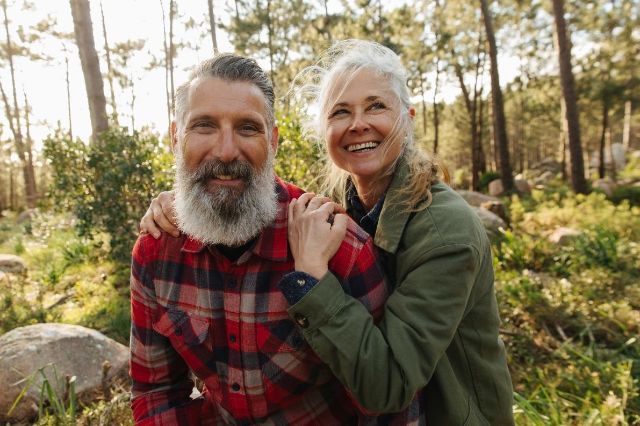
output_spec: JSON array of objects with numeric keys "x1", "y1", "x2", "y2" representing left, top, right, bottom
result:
[
  {"x1": 270, "y1": 126, "x2": 279, "y2": 153},
  {"x1": 408, "y1": 107, "x2": 416, "y2": 119},
  {"x1": 170, "y1": 121, "x2": 178, "y2": 153}
]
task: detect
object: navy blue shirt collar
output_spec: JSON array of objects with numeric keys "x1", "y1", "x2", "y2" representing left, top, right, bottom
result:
[{"x1": 346, "y1": 180, "x2": 385, "y2": 237}]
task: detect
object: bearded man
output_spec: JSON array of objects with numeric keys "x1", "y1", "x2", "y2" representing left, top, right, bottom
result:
[{"x1": 129, "y1": 54, "x2": 388, "y2": 425}]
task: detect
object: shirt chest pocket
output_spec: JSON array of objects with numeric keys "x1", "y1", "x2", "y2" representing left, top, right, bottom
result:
[{"x1": 153, "y1": 307, "x2": 212, "y2": 351}]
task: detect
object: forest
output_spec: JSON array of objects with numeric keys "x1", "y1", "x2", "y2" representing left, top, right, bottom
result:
[{"x1": 0, "y1": 0, "x2": 638, "y2": 424}]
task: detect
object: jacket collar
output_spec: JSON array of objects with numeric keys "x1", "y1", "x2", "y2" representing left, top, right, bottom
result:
[
  {"x1": 181, "y1": 176, "x2": 295, "y2": 263},
  {"x1": 373, "y1": 156, "x2": 427, "y2": 254}
]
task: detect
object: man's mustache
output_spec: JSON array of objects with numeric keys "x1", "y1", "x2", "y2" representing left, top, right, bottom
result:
[{"x1": 192, "y1": 159, "x2": 254, "y2": 184}]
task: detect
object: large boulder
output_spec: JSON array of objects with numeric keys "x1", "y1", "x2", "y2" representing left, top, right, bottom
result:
[
  {"x1": 0, "y1": 254, "x2": 27, "y2": 275},
  {"x1": 592, "y1": 179, "x2": 617, "y2": 197},
  {"x1": 472, "y1": 207, "x2": 506, "y2": 242},
  {"x1": 0, "y1": 323, "x2": 129, "y2": 423},
  {"x1": 457, "y1": 190, "x2": 501, "y2": 208},
  {"x1": 488, "y1": 179, "x2": 504, "y2": 196},
  {"x1": 514, "y1": 178, "x2": 531, "y2": 194}
]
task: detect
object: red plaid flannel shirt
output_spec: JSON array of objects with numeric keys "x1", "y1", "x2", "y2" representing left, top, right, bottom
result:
[{"x1": 130, "y1": 177, "x2": 389, "y2": 425}]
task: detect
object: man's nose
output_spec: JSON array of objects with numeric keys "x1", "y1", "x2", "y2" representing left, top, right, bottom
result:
[{"x1": 213, "y1": 129, "x2": 240, "y2": 162}]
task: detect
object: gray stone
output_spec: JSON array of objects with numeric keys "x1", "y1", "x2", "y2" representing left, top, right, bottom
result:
[
  {"x1": 549, "y1": 227, "x2": 582, "y2": 246},
  {"x1": 480, "y1": 200, "x2": 508, "y2": 223},
  {"x1": 0, "y1": 254, "x2": 27, "y2": 275},
  {"x1": 593, "y1": 179, "x2": 617, "y2": 197},
  {"x1": 514, "y1": 179, "x2": 531, "y2": 194},
  {"x1": 488, "y1": 179, "x2": 504, "y2": 196},
  {"x1": 533, "y1": 170, "x2": 555, "y2": 185},
  {"x1": 472, "y1": 207, "x2": 507, "y2": 242},
  {"x1": 611, "y1": 143, "x2": 626, "y2": 170},
  {"x1": 457, "y1": 190, "x2": 501, "y2": 208},
  {"x1": 17, "y1": 209, "x2": 38, "y2": 224},
  {"x1": 0, "y1": 323, "x2": 129, "y2": 423}
]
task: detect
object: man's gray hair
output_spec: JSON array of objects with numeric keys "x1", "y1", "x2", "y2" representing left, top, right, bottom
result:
[{"x1": 174, "y1": 54, "x2": 276, "y2": 137}]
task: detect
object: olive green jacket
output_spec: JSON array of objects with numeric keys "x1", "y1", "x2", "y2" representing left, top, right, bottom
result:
[{"x1": 287, "y1": 160, "x2": 515, "y2": 425}]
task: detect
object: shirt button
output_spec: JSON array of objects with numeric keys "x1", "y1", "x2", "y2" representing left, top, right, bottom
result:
[
  {"x1": 231, "y1": 383, "x2": 240, "y2": 391},
  {"x1": 174, "y1": 327, "x2": 182, "y2": 336},
  {"x1": 229, "y1": 334, "x2": 236, "y2": 343},
  {"x1": 296, "y1": 278, "x2": 306, "y2": 287},
  {"x1": 294, "y1": 313, "x2": 309, "y2": 328}
]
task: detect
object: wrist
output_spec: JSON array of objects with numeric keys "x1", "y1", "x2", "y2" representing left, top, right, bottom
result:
[{"x1": 295, "y1": 262, "x2": 327, "y2": 280}]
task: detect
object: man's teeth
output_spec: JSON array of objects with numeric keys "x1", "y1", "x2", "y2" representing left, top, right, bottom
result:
[
  {"x1": 347, "y1": 142, "x2": 379, "y2": 152},
  {"x1": 217, "y1": 175, "x2": 235, "y2": 180}
]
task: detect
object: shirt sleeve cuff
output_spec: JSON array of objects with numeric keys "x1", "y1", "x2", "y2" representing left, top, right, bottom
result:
[{"x1": 277, "y1": 271, "x2": 319, "y2": 305}]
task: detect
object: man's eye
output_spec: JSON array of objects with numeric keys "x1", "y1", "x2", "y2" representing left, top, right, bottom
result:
[
  {"x1": 193, "y1": 121, "x2": 213, "y2": 129},
  {"x1": 238, "y1": 124, "x2": 260, "y2": 135}
]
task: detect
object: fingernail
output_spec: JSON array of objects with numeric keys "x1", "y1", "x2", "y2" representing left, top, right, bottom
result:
[{"x1": 153, "y1": 232, "x2": 161, "y2": 239}]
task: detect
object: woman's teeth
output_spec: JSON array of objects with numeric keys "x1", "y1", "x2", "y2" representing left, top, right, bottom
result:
[{"x1": 347, "y1": 142, "x2": 379, "y2": 152}]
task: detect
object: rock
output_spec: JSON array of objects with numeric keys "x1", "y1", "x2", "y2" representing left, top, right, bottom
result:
[
  {"x1": 480, "y1": 200, "x2": 508, "y2": 223},
  {"x1": 472, "y1": 206, "x2": 506, "y2": 242},
  {"x1": 514, "y1": 178, "x2": 531, "y2": 194},
  {"x1": 17, "y1": 209, "x2": 38, "y2": 224},
  {"x1": 457, "y1": 190, "x2": 501, "y2": 208},
  {"x1": 592, "y1": 179, "x2": 617, "y2": 197},
  {"x1": 549, "y1": 227, "x2": 582, "y2": 245},
  {"x1": 0, "y1": 323, "x2": 129, "y2": 423},
  {"x1": 611, "y1": 143, "x2": 626, "y2": 170},
  {"x1": 0, "y1": 254, "x2": 27, "y2": 275},
  {"x1": 631, "y1": 150, "x2": 640, "y2": 160},
  {"x1": 0, "y1": 270, "x2": 7, "y2": 283},
  {"x1": 533, "y1": 170, "x2": 555, "y2": 186},
  {"x1": 488, "y1": 179, "x2": 504, "y2": 196}
]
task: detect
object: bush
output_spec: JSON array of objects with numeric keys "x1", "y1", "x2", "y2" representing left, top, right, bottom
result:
[
  {"x1": 44, "y1": 127, "x2": 173, "y2": 263},
  {"x1": 609, "y1": 185, "x2": 640, "y2": 206},
  {"x1": 478, "y1": 171, "x2": 501, "y2": 192}
]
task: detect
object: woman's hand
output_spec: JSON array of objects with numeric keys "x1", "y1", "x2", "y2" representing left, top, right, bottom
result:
[
  {"x1": 288, "y1": 193, "x2": 348, "y2": 279},
  {"x1": 139, "y1": 190, "x2": 179, "y2": 238}
]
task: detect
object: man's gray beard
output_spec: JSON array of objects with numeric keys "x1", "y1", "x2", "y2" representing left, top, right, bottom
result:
[{"x1": 174, "y1": 153, "x2": 278, "y2": 247}]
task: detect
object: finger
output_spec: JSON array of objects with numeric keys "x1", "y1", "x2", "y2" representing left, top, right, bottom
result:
[
  {"x1": 158, "y1": 191, "x2": 178, "y2": 226},
  {"x1": 330, "y1": 213, "x2": 348, "y2": 239},
  {"x1": 306, "y1": 196, "x2": 332, "y2": 211},
  {"x1": 140, "y1": 208, "x2": 162, "y2": 239},
  {"x1": 288, "y1": 199, "x2": 296, "y2": 228},
  {"x1": 153, "y1": 207, "x2": 180, "y2": 237},
  {"x1": 294, "y1": 193, "x2": 315, "y2": 215}
]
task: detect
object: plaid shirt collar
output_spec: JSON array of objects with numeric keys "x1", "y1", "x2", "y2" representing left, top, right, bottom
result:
[{"x1": 181, "y1": 176, "x2": 291, "y2": 263}]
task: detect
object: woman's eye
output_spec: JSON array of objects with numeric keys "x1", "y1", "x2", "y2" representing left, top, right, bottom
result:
[
  {"x1": 329, "y1": 109, "x2": 349, "y2": 118},
  {"x1": 368, "y1": 102, "x2": 386, "y2": 111}
]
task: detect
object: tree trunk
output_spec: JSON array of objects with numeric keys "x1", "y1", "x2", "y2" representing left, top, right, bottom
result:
[
  {"x1": 62, "y1": 43, "x2": 74, "y2": 140},
  {"x1": 169, "y1": 0, "x2": 176, "y2": 115},
  {"x1": 207, "y1": 0, "x2": 219, "y2": 54},
  {"x1": 1, "y1": 0, "x2": 37, "y2": 207},
  {"x1": 598, "y1": 102, "x2": 608, "y2": 178},
  {"x1": 622, "y1": 100, "x2": 631, "y2": 149},
  {"x1": 70, "y1": 0, "x2": 108, "y2": 141},
  {"x1": 23, "y1": 90, "x2": 37, "y2": 205},
  {"x1": 99, "y1": 1, "x2": 117, "y2": 125},
  {"x1": 266, "y1": 0, "x2": 275, "y2": 84},
  {"x1": 551, "y1": 0, "x2": 588, "y2": 193},
  {"x1": 480, "y1": 0, "x2": 514, "y2": 192},
  {"x1": 432, "y1": 58, "x2": 441, "y2": 154},
  {"x1": 160, "y1": 0, "x2": 171, "y2": 131}
]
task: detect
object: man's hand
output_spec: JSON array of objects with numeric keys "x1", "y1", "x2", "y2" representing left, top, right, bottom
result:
[
  {"x1": 139, "y1": 190, "x2": 179, "y2": 238},
  {"x1": 287, "y1": 193, "x2": 348, "y2": 280}
]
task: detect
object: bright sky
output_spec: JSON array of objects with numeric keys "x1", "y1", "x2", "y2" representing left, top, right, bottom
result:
[{"x1": 3, "y1": 0, "x2": 520, "y2": 147}]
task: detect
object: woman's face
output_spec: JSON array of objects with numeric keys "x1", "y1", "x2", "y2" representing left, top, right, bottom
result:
[{"x1": 324, "y1": 68, "x2": 412, "y2": 186}]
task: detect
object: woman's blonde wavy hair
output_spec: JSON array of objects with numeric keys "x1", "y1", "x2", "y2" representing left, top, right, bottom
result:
[{"x1": 290, "y1": 39, "x2": 447, "y2": 210}]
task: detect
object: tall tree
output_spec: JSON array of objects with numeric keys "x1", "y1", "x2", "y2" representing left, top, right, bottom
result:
[
  {"x1": 207, "y1": 0, "x2": 219, "y2": 54},
  {"x1": 480, "y1": 0, "x2": 514, "y2": 192},
  {"x1": 99, "y1": 0, "x2": 117, "y2": 124},
  {"x1": 551, "y1": 0, "x2": 587, "y2": 193},
  {"x1": 70, "y1": 0, "x2": 108, "y2": 141},
  {"x1": 1, "y1": 0, "x2": 37, "y2": 206}
]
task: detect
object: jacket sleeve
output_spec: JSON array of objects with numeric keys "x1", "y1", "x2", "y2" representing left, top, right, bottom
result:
[
  {"x1": 129, "y1": 236, "x2": 201, "y2": 425},
  {"x1": 286, "y1": 241, "x2": 480, "y2": 413}
]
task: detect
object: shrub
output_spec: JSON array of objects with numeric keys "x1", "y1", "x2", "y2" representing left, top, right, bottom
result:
[
  {"x1": 478, "y1": 171, "x2": 501, "y2": 192},
  {"x1": 609, "y1": 186, "x2": 640, "y2": 206},
  {"x1": 44, "y1": 127, "x2": 173, "y2": 263}
]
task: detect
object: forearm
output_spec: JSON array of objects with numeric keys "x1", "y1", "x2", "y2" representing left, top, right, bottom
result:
[{"x1": 287, "y1": 244, "x2": 478, "y2": 412}]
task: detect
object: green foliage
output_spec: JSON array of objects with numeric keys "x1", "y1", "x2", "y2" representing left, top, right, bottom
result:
[
  {"x1": 44, "y1": 127, "x2": 173, "y2": 262},
  {"x1": 9, "y1": 365, "x2": 78, "y2": 425},
  {"x1": 478, "y1": 171, "x2": 500, "y2": 192},
  {"x1": 274, "y1": 112, "x2": 324, "y2": 192},
  {"x1": 609, "y1": 185, "x2": 640, "y2": 206}
]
